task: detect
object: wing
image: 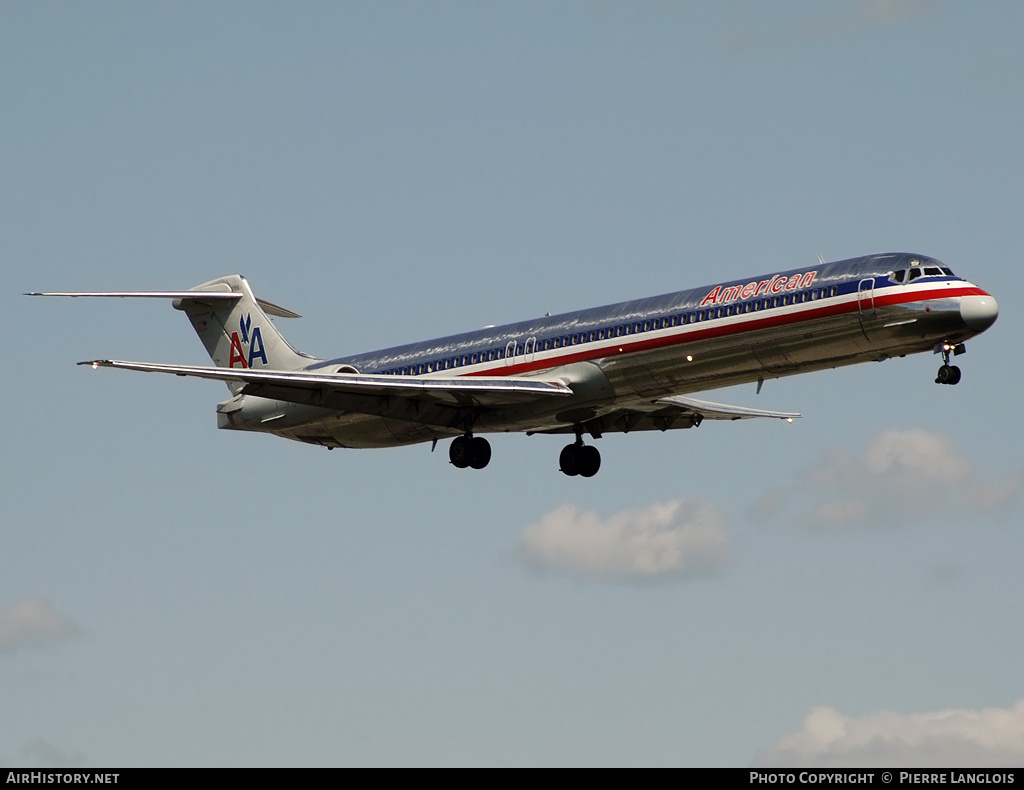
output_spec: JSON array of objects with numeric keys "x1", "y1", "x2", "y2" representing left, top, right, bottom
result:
[
  {"x1": 81, "y1": 359, "x2": 571, "y2": 427},
  {"x1": 528, "y1": 393, "x2": 799, "y2": 436},
  {"x1": 81, "y1": 359, "x2": 796, "y2": 436}
]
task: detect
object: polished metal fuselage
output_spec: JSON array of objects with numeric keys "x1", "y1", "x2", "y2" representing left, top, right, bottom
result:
[{"x1": 221, "y1": 253, "x2": 996, "y2": 448}]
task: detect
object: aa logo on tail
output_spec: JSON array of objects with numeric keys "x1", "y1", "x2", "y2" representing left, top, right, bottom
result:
[{"x1": 228, "y1": 313, "x2": 268, "y2": 368}]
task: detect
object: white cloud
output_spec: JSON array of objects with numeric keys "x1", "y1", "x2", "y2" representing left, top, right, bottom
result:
[
  {"x1": 752, "y1": 429, "x2": 1024, "y2": 530},
  {"x1": 518, "y1": 499, "x2": 730, "y2": 583},
  {"x1": 754, "y1": 700, "x2": 1024, "y2": 767},
  {"x1": 0, "y1": 598, "x2": 80, "y2": 654}
]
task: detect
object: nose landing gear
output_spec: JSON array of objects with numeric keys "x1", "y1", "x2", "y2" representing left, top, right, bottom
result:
[{"x1": 935, "y1": 342, "x2": 965, "y2": 385}]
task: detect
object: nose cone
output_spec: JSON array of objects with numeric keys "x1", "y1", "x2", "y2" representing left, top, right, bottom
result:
[{"x1": 960, "y1": 294, "x2": 999, "y2": 332}]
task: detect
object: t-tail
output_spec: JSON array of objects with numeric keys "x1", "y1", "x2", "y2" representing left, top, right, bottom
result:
[
  {"x1": 173, "y1": 275, "x2": 315, "y2": 392},
  {"x1": 28, "y1": 274, "x2": 318, "y2": 394}
]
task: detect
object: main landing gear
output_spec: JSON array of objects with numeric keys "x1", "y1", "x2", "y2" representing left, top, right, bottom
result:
[
  {"x1": 935, "y1": 342, "x2": 965, "y2": 386},
  {"x1": 449, "y1": 434, "x2": 491, "y2": 469},
  {"x1": 559, "y1": 437, "x2": 601, "y2": 478},
  {"x1": 448, "y1": 430, "x2": 603, "y2": 477}
]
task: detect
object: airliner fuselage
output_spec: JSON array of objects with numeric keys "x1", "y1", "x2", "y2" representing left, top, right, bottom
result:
[{"x1": 34, "y1": 251, "x2": 998, "y2": 477}]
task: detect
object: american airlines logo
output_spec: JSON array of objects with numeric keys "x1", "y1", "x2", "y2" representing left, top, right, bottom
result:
[
  {"x1": 700, "y1": 270, "x2": 818, "y2": 307},
  {"x1": 228, "y1": 312, "x2": 268, "y2": 368}
]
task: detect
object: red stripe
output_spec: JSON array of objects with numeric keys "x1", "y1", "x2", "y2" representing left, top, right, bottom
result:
[{"x1": 462, "y1": 284, "x2": 988, "y2": 378}]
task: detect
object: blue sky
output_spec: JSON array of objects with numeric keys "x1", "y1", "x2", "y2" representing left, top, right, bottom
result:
[{"x1": 3, "y1": 0, "x2": 1022, "y2": 767}]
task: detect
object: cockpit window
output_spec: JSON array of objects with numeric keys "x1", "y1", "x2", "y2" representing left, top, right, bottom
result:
[{"x1": 892, "y1": 262, "x2": 955, "y2": 283}]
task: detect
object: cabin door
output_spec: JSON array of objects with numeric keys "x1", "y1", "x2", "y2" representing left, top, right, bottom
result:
[{"x1": 857, "y1": 278, "x2": 876, "y2": 338}]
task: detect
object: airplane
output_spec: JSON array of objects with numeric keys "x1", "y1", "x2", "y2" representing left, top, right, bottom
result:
[{"x1": 30, "y1": 252, "x2": 998, "y2": 477}]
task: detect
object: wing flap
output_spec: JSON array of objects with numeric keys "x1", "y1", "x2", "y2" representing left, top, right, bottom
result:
[
  {"x1": 529, "y1": 393, "x2": 799, "y2": 436},
  {"x1": 655, "y1": 395, "x2": 800, "y2": 421}
]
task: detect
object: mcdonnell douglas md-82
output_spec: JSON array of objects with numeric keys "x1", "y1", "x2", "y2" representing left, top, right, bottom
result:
[{"x1": 31, "y1": 252, "x2": 997, "y2": 477}]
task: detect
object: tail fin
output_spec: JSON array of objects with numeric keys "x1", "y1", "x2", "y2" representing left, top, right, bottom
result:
[
  {"x1": 174, "y1": 275, "x2": 317, "y2": 392},
  {"x1": 29, "y1": 275, "x2": 318, "y2": 395}
]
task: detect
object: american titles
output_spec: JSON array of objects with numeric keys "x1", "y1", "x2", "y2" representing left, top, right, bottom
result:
[{"x1": 701, "y1": 270, "x2": 818, "y2": 307}]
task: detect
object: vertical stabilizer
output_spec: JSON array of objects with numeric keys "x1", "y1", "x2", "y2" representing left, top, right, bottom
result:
[{"x1": 174, "y1": 275, "x2": 316, "y2": 393}]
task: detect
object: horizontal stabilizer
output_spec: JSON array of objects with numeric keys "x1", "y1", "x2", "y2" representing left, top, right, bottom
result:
[
  {"x1": 27, "y1": 290, "x2": 242, "y2": 300},
  {"x1": 26, "y1": 290, "x2": 300, "y2": 318}
]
